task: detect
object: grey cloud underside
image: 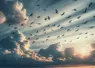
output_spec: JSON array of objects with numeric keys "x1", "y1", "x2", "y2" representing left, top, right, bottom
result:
[{"x1": 0, "y1": 30, "x2": 64, "y2": 64}]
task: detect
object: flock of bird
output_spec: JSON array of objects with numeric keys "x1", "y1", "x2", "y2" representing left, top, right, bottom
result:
[{"x1": 10, "y1": 0, "x2": 95, "y2": 44}]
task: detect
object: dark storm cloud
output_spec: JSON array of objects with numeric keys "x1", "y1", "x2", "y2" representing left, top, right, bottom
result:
[{"x1": 38, "y1": 43, "x2": 64, "y2": 60}]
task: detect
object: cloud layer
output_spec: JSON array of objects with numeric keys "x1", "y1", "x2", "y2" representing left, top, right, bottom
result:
[{"x1": 0, "y1": 30, "x2": 53, "y2": 65}]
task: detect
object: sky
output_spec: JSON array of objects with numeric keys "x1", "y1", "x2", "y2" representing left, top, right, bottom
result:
[{"x1": 0, "y1": 0, "x2": 95, "y2": 53}]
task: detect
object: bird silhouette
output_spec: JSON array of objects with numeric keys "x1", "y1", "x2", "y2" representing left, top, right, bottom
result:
[
  {"x1": 30, "y1": 13, "x2": 33, "y2": 16},
  {"x1": 62, "y1": 34, "x2": 64, "y2": 36},
  {"x1": 37, "y1": 4, "x2": 40, "y2": 6},
  {"x1": 77, "y1": 16, "x2": 81, "y2": 19},
  {"x1": 53, "y1": 24, "x2": 56, "y2": 26},
  {"x1": 83, "y1": 8, "x2": 87, "y2": 13},
  {"x1": 36, "y1": 38, "x2": 39, "y2": 40},
  {"x1": 44, "y1": 18, "x2": 47, "y2": 20},
  {"x1": 67, "y1": 15, "x2": 71, "y2": 18},
  {"x1": 32, "y1": 41, "x2": 35, "y2": 43},
  {"x1": 73, "y1": 9, "x2": 77, "y2": 11},
  {"x1": 77, "y1": 37, "x2": 79, "y2": 39},
  {"x1": 30, "y1": 22, "x2": 34, "y2": 24},
  {"x1": 37, "y1": 16, "x2": 40, "y2": 18},
  {"x1": 85, "y1": 32, "x2": 88, "y2": 34},
  {"x1": 89, "y1": 26, "x2": 94, "y2": 29},
  {"x1": 36, "y1": 30, "x2": 39, "y2": 33},
  {"x1": 47, "y1": 36, "x2": 50, "y2": 38},
  {"x1": 69, "y1": 20, "x2": 72, "y2": 23},
  {"x1": 67, "y1": 29, "x2": 70, "y2": 31},
  {"x1": 14, "y1": 27, "x2": 17, "y2": 30},
  {"x1": 48, "y1": 16, "x2": 50, "y2": 20},
  {"x1": 27, "y1": 37, "x2": 31, "y2": 40},
  {"x1": 61, "y1": 12, "x2": 65, "y2": 16},
  {"x1": 57, "y1": 24, "x2": 60, "y2": 27},
  {"x1": 57, "y1": 36, "x2": 60, "y2": 38},
  {"x1": 76, "y1": 25, "x2": 80, "y2": 27},
  {"x1": 75, "y1": 29, "x2": 79, "y2": 32},
  {"x1": 83, "y1": 21, "x2": 88, "y2": 24},
  {"x1": 30, "y1": 34, "x2": 32, "y2": 36},
  {"x1": 55, "y1": 9, "x2": 58, "y2": 14},
  {"x1": 88, "y1": 2, "x2": 92, "y2": 7},
  {"x1": 60, "y1": 26, "x2": 64, "y2": 29},
  {"x1": 8, "y1": 24, "x2": 11, "y2": 26},
  {"x1": 79, "y1": 33, "x2": 82, "y2": 35}
]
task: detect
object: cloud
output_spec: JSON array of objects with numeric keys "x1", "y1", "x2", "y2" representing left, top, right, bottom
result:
[
  {"x1": 38, "y1": 43, "x2": 64, "y2": 61},
  {"x1": 0, "y1": 0, "x2": 29, "y2": 25},
  {"x1": 10, "y1": 1, "x2": 29, "y2": 24},
  {"x1": 0, "y1": 11, "x2": 6, "y2": 24},
  {"x1": 0, "y1": 30, "x2": 30, "y2": 51},
  {"x1": 0, "y1": 30, "x2": 52, "y2": 65}
]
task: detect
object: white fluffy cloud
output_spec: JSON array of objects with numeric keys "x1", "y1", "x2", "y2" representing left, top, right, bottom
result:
[
  {"x1": 3, "y1": 1, "x2": 29, "y2": 25},
  {"x1": 0, "y1": 11, "x2": 6, "y2": 24},
  {"x1": 11, "y1": 1, "x2": 28, "y2": 24}
]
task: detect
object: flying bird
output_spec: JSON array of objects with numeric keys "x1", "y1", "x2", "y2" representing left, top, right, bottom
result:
[
  {"x1": 85, "y1": 36, "x2": 88, "y2": 38},
  {"x1": 61, "y1": 12, "x2": 65, "y2": 16},
  {"x1": 48, "y1": 16, "x2": 50, "y2": 20},
  {"x1": 30, "y1": 34, "x2": 32, "y2": 36},
  {"x1": 30, "y1": 13, "x2": 33, "y2": 16},
  {"x1": 27, "y1": 37, "x2": 31, "y2": 40},
  {"x1": 37, "y1": 23, "x2": 41, "y2": 25},
  {"x1": 73, "y1": 0, "x2": 77, "y2": 1},
  {"x1": 79, "y1": 33, "x2": 82, "y2": 35},
  {"x1": 93, "y1": 16, "x2": 95, "y2": 18},
  {"x1": 14, "y1": 27, "x2": 17, "y2": 30},
  {"x1": 30, "y1": 22, "x2": 34, "y2": 24},
  {"x1": 8, "y1": 24, "x2": 11, "y2": 26},
  {"x1": 57, "y1": 36, "x2": 60, "y2": 38},
  {"x1": 75, "y1": 29, "x2": 79, "y2": 32},
  {"x1": 46, "y1": 39, "x2": 48, "y2": 41},
  {"x1": 44, "y1": 18, "x2": 47, "y2": 20},
  {"x1": 83, "y1": 21, "x2": 88, "y2": 24},
  {"x1": 24, "y1": 18, "x2": 27, "y2": 20},
  {"x1": 73, "y1": 9, "x2": 77, "y2": 11},
  {"x1": 77, "y1": 16, "x2": 81, "y2": 19},
  {"x1": 37, "y1": 4, "x2": 40, "y2": 6},
  {"x1": 60, "y1": 26, "x2": 64, "y2": 29},
  {"x1": 91, "y1": 34, "x2": 94, "y2": 35},
  {"x1": 53, "y1": 24, "x2": 56, "y2": 26},
  {"x1": 67, "y1": 15, "x2": 71, "y2": 18},
  {"x1": 62, "y1": 34, "x2": 64, "y2": 36},
  {"x1": 37, "y1": 16, "x2": 40, "y2": 18},
  {"x1": 76, "y1": 25, "x2": 80, "y2": 27},
  {"x1": 77, "y1": 37, "x2": 79, "y2": 39},
  {"x1": 88, "y1": 2, "x2": 92, "y2": 7},
  {"x1": 36, "y1": 30, "x2": 39, "y2": 33},
  {"x1": 85, "y1": 32, "x2": 88, "y2": 34},
  {"x1": 47, "y1": 36, "x2": 50, "y2": 38},
  {"x1": 83, "y1": 8, "x2": 87, "y2": 13},
  {"x1": 55, "y1": 9, "x2": 58, "y2": 14},
  {"x1": 32, "y1": 41, "x2": 35, "y2": 43},
  {"x1": 89, "y1": 26, "x2": 94, "y2": 29},
  {"x1": 21, "y1": 24, "x2": 24, "y2": 26},
  {"x1": 57, "y1": 24, "x2": 60, "y2": 27},
  {"x1": 67, "y1": 29, "x2": 70, "y2": 31},
  {"x1": 69, "y1": 20, "x2": 72, "y2": 23},
  {"x1": 36, "y1": 38, "x2": 39, "y2": 40}
]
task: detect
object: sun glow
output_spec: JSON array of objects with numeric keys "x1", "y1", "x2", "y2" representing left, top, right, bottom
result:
[{"x1": 75, "y1": 47, "x2": 92, "y2": 58}]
